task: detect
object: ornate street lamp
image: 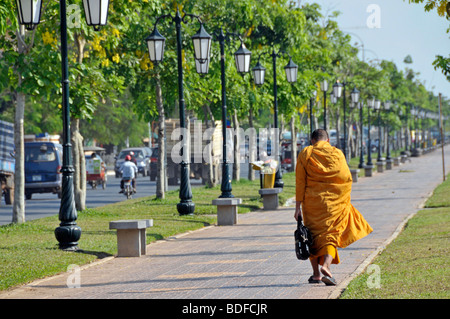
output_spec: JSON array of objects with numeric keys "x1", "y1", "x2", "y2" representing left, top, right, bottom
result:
[
  {"x1": 211, "y1": 30, "x2": 252, "y2": 198},
  {"x1": 252, "y1": 61, "x2": 266, "y2": 86},
  {"x1": 284, "y1": 58, "x2": 298, "y2": 83},
  {"x1": 252, "y1": 50, "x2": 298, "y2": 189},
  {"x1": 333, "y1": 81, "x2": 343, "y2": 98},
  {"x1": 191, "y1": 24, "x2": 212, "y2": 64},
  {"x1": 145, "y1": 27, "x2": 166, "y2": 63},
  {"x1": 83, "y1": 0, "x2": 110, "y2": 31},
  {"x1": 145, "y1": 8, "x2": 212, "y2": 215},
  {"x1": 351, "y1": 87, "x2": 360, "y2": 104},
  {"x1": 16, "y1": 0, "x2": 110, "y2": 250},
  {"x1": 330, "y1": 92, "x2": 337, "y2": 104},
  {"x1": 234, "y1": 42, "x2": 252, "y2": 73},
  {"x1": 195, "y1": 58, "x2": 210, "y2": 75},
  {"x1": 15, "y1": 0, "x2": 42, "y2": 30}
]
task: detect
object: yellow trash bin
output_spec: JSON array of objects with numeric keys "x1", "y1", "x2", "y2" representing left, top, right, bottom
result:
[{"x1": 263, "y1": 173, "x2": 275, "y2": 188}]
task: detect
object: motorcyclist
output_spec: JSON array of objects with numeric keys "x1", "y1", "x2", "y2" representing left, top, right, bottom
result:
[{"x1": 119, "y1": 155, "x2": 138, "y2": 193}]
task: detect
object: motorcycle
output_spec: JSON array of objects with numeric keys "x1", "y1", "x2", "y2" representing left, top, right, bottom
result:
[{"x1": 122, "y1": 179, "x2": 133, "y2": 199}]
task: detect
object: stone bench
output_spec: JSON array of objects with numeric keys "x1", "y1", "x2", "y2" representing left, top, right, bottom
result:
[
  {"x1": 109, "y1": 219, "x2": 153, "y2": 257},
  {"x1": 212, "y1": 198, "x2": 242, "y2": 226},
  {"x1": 401, "y1": 154, "x2": 408, "y2": 163},
  {"x1": 364, "y1": 165, "x2": 374, "y2": 177},
  {"x1": 350, "y1": 169, "x2": 360, "y2": 182},
  {"x1": 376, "y1": 161, "x2": 385, "y2": 173},
  {"x1": 386, "y1": 159, "x2": 393, "y2": 170},
  {"x1": 258, "y1": 188, "x2": 282, "y2": 210}
]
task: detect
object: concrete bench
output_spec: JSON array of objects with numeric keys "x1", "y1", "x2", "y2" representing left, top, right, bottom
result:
[
  {"x1": 376, "y1": 161, "x2": 385, "y2": 173},
  {"x1": 258, "y1": 188, "x2": 282, "y2": 210},
  {"x1": 212, "y1": 198, "x2": 242, "y2": 226},
  {"x1": 364, "y1": 165, "x2": 374, "y2": 177},
  {"x1": 386, "y1": 159, "x2": 393, "y2": 170},
  {"x1": 109, "y1": 219, "x2": 153, "y2": 257},
  {"x1": 350, "y1": 169, "x2": 360, "y2": 182}
]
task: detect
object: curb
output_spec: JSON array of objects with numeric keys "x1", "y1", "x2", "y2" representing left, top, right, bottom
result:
[{"x1": 327, "y1": 190, "x2": 434, "y2": 299}]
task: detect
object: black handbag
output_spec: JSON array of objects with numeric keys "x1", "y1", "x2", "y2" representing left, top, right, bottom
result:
[{"x1": 294, "y1": 216, "x2": 313, "y2": 260}]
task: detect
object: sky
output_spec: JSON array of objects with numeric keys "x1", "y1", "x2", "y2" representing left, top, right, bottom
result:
[{"x1": 302, "y1": 0, "x2": 450, "y2": 98}]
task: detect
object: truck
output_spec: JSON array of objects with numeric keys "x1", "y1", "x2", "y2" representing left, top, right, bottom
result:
[
  {"x1": 0, "y1": 120, "x2": 15, "y2": 205},
  {"x1": 164, "y1": 118, "x2": 223, "y2": 185}
]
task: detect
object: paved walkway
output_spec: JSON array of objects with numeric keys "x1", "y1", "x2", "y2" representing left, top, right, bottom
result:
[{"x1": 1, "y1": 146, "x2": 449, "y2": 300}]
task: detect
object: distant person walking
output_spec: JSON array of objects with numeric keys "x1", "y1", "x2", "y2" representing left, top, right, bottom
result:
[{"x1": 294, "y1": 129, "x2": 373, "y2": 286}]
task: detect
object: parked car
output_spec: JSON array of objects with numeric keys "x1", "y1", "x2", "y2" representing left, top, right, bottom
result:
[
  {"x1": 25, "y1": 142, "x2": 63, "y2": 199},
  {"x1": 114, "y1": 147, "x2": 151, "y2": 177},
  {"x1": 149, "y1": 147, "x2": 158, "y2": 181}
]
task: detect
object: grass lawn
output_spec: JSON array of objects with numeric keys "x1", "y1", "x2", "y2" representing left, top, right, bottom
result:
[
  {"x1": 340, "y1": 174, "x2": 450, "y2": 299},
  {"x1": 0, "y1": 172, "x2": 296, "y2": 291}
]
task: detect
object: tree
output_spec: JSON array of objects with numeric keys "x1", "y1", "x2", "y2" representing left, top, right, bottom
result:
[{"x1": 407, "y1": 0, "x2": 450, "y2": 80}]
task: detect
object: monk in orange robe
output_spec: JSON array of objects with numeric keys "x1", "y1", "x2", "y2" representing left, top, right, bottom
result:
[{"x1": 294, "y1": 129, "x2": 373, "y2": 286}]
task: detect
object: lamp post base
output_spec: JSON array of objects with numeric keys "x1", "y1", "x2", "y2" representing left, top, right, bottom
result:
[
  {"x1": 55, "y1": 224, "x2": 81, "y2": 251},
  {"x1": 177, "y1": 201, "x2": 195, "y2": 216}
]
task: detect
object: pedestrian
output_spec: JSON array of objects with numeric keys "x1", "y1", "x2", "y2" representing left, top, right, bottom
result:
[{"x1": 294, "y1": 129, "x2": 373, "y2": 286}]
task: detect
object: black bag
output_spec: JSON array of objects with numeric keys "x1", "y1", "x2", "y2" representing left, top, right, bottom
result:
[{"x1": 294, "y1": 217, "x2": 313, "y2": 260}]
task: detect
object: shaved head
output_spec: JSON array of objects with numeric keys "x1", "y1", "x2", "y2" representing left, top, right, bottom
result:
[{"x1": 311, "y1": 129, "x2": 329, "y2": 144}]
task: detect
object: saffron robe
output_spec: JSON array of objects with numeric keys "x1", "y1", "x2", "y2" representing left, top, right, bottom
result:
[{"x1": 296, "y1": 141, "x2": 373, "y2": 264}]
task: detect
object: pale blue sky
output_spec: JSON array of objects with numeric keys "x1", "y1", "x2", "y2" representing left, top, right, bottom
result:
[{"x1": 303, "y1": 0, "x2": 450, "y2": 98}]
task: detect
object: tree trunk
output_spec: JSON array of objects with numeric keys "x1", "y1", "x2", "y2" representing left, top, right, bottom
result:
[
  {"x1": 202, "y1": 104, "x2": 214, "y2": 188},
  {"x1": 205, "y1": 104, "x2": 219, "y2": 185},
  {"x1": 232, "y1": 109, "x2": 240, "y2": 182},
  {"x1": 71, "y1": 119, "x2": 86, "y2": 211},
  {"x1": 290, "y1": 115, "x2": 297, "y2": 172},
  {"x1": 12, "y1": 87, "x2": 25, "y2": 223},
  {"x1": 71, "y1": 32, "x2": 87, "y2": 211},
  {"x1": 12, "y1": 26, "x2": 26, "y2": 224},
  {"x1": 155, "y1": 74, "x2": 165, "y2": 199}
]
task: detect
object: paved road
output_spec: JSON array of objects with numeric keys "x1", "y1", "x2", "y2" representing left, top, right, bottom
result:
[
  {"x1": 1, "y1": 146, "x2": 448, "y2": 303},
  {"x1": 0, "y1": 164, "x2": 251, "y2": 225}
]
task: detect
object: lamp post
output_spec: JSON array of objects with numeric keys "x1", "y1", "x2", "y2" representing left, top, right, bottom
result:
[
  {"x1": 16, "y1": 0, "x2": 110, "y2": 250},
  {"x1": 403, "y1": 104, "x2": 410, "y2": 152},
  {"x1": 145, "y1": 8, "x2": 212, "y2": 215},
  {"x1": 384, "y1": 101, "x2": 392, "y2": 161},
  {"x1": 252, "y1": 49, "x2": 298, "y2": 189},
  {"x1": 214, "y1": 29, "x2": 251, "y2": 198},
  {"x1": 366, "y1": 98, "x2": 375, "y2": 167},
  {"x1": 309, "y1": 90, "x2": 316, "y2": 140},
  {"x1": 358, "y1": 101, "x2": 365, "y2": 169},
  {"x1": 321, "y1": 80, "x2": 328, "y2": 130},
  {"x1": 333, "y1": 81, "x2": 359, "y2": 162},
  {"x1": 333, "y1": 81, "x2": 347, "y2": 159},
  {"x1": 374, "y1": 99, "x2": 382, "y2": 162}
]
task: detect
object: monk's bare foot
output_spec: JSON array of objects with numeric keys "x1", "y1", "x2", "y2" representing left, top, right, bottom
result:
[{"x1": 320, "y1": 266, "x2": 332, "y2": 278}]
